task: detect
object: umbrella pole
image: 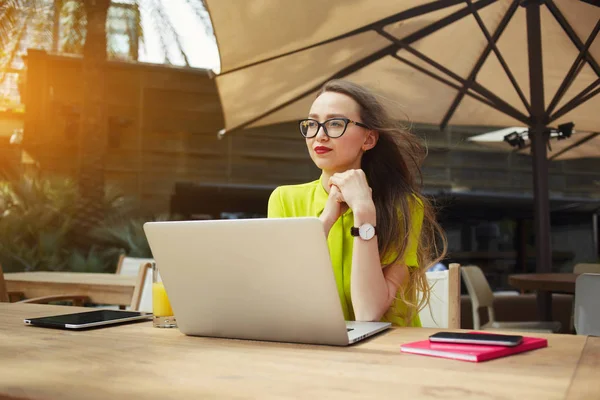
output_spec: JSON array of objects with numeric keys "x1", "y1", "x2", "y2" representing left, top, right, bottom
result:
[
  {"x1": 530, "y1": 128, "x2": 552, "y2": 321},
  {"x1": 526, "y1": 1, "x2": 553, "y2": 322}
]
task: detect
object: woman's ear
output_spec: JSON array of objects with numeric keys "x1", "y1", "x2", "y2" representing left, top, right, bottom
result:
[{"x1": 362, "y1": 130, "x2": 379, "y2": 151}]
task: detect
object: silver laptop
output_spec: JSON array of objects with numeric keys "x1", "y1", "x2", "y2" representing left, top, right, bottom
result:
[{"x1": 143, "y1": 217, "x2": 390, "y2": 346}]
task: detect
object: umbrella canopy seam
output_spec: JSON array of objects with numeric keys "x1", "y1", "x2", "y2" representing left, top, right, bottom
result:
[{"x1": 216, "y1": 0, "x2": 498, "y2": 136}]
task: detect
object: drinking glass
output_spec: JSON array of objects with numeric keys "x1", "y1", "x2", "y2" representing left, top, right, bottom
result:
[{"x1": 152, "y1": 263, "x2": 177, "y2": 328}]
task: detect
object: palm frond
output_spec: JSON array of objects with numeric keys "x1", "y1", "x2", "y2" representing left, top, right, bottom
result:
[
  {"x1": 27, "y1": 3, "x2": 54, "y2": 49},
  {"x1": 1, "y1": 1, "x2": 26, "y2": 47},
  {"x1": 60, "y1": 0, "x2": 86, "y2": 54},
  {"x1": 144, "y1": 0, "x2": 171, "y2": 64},
  {"x1": 183, "y1": 0, "x2": 214, "y2": 41},
  {"x1": 0, "y1": 1, "x2": 47, "y2": 47},
  {"x1": 0, "y1": 12, "x2": 28, "y2": 84},
  {"x1": 151, "y1": 0, "x2": 189, "y2": 66},
  {"x1": 0, "y1": 1, "x2": 20, "y2": 50}
]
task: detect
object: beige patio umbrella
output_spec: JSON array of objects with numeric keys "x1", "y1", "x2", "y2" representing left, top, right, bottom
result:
[{"x1": 204, "y1": 0, "x2": 600, "y2": 313}]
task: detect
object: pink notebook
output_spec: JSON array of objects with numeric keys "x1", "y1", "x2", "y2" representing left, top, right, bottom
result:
[{"x1": 400, "y1": 334, "x2": 548, "y2": 362}]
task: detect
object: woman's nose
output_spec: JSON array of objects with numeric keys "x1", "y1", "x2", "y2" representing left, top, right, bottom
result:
[{"x1": 315, "y1": 125, "x2": 329, "y2": 141}]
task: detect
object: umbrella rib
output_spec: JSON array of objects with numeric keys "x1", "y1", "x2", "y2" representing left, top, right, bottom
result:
[
  {"x1": 549, "y1": 78, "x2": 600, "y2": 122},
  {"x1": 545, "y1": 0, "x2": 600, "y2": 79},
  {"x1": 387, "y1": 40, "x2": 530, "y2": 125},
  {"x1": 546, "y1": 19, "x2": 600, "y2": 117},
  {"x1": 549, "y1": 132, "x2": 600, "y2": 161},
  {"x1": 216, "y1": 0, "x2": 465, "y2": 76},
  {"x1": 376, "y1": 28, "x2": 529, "y2": 123},
  {"x1": 391, "y1": 53, "x2": 497, "y2": 108},
  {"x1": 468, "y1": 0, "x2": 530, "y2": 112},
  {"x1": 440, "y1": 0, "x2": 522, "y2": 129},
  {"x1": 219, "y1": 0, "x2": 497, "y2": 134}
]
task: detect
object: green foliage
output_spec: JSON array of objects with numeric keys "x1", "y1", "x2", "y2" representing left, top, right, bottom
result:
[
  {"x1": 0, "y1": 174, "x2": 168, "y2": 273},
  {"x1": 92, "y1": 217, "x2": 156, "y2": 258}
]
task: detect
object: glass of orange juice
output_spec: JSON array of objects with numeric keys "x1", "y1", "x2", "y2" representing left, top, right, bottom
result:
[{"x1": 152, "y1": 263, "x2": 177, "y2": 328}]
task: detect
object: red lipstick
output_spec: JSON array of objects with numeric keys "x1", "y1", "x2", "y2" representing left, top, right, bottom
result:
[{"x1": 314, "y1": 146, "x2": 332, "y2": 154}]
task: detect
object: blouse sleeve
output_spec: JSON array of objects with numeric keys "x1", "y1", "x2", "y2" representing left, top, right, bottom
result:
[{"x1": 267, "y1": 187, "x2": 285, "y2": 218}]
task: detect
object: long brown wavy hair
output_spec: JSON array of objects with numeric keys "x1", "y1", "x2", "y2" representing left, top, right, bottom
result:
[{"x1": 317, "y1": 79, "x2": 448, "y2": 324}]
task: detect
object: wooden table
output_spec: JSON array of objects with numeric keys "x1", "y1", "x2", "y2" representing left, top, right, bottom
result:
[
  {"x1": 509, "y1": 273, "x2": 578, "y2": 322},
  {"x1": 4, "y1": 272, "x2": 137, "y2": 307},
  {"x1": 0, "y1": 303, "x2": 598, "y2": 400}
]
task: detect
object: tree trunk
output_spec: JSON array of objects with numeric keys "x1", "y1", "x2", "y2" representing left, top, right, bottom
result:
[{"x1": 73, "y1": 0, "x2": 110, "y2": 248}]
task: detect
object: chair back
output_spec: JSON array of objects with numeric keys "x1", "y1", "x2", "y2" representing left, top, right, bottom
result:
[
  {"x1": 461, "y1": 265, "x2": 496, "y2": 329},
  {"x1": 574, "y1": 273, "x2": 600, "y2": 336},
  {"x1": 116, "y1": 255, "x2": 155, "y2": 276},
  {"x1": 130, "y1": 262, "x2": 153, "y2": 312},
  {"x1": 0, "y1": 264, "x2": 8, "y2": 303},
  {"x1": 573, "y1": 263, "x2": 600, "y2": 274},
  {"x1": 570, "y1": 264, "x2": 600, "y2": 331},
  {"x1": 419, "y1": 263, "x2": 461, "y2": 329}
]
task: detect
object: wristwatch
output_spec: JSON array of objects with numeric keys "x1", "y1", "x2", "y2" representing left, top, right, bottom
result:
[{"x1": 350, "y1": 223, "x2": 377, "y2": 241}]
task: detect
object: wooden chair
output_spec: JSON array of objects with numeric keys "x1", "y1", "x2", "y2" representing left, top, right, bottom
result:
[
  {"x1": 0, "y1": 263, "x2": 24, "y2": 302},
  {"x1": 419, "y1": 263, "x2": 461, "y2": 329},
  {"x1": 113, "y1": 256, "x2": 155, "y2": 310},
  {"x1": 99, "y1": 260, "x2": 153, "y2": 312},
  {"x1": 574, "y1": 273, "x2": 600, "y2": 336},
  {"x1": 129, "y1": 262, "x2": 153, "y2": 312},
  {"x1": 568, "y1": 264, "x2": 600, "y2": 331},
  {"x1": 0, "y1": 263, "x2": 90, "y2": 306},
  {"x1": 461, "y1": 265, "x2": 561, "y2": 333},
  {"x1": 116, "y1": 255, "x2": 155, "y2": 276}
]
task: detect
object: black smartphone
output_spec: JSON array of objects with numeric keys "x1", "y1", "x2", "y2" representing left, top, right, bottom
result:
[
  {"x1": 429, "y1": 332, "x2": 524, "y2": 347},
  {"x1": 24, "y1": 310, "x2": 153, "y2": 330}
]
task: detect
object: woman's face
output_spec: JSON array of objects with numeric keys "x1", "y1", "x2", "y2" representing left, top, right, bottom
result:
[{"x1": 305, "y1": 91, "x2": 377, "y2": 174}]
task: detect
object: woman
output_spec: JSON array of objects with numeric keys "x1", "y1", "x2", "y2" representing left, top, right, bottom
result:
[{"x1": 267, "y1": 80, "x2": 446, "y2": 326}]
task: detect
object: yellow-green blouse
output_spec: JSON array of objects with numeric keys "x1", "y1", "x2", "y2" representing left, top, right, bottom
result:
[{"x1": 267, "y1": 177, "x2": 423, "y2": 327}]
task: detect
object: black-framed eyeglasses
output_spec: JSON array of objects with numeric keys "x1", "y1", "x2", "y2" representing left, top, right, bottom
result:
[{"x1": 298, "y1": 118, "x2": 370, "y2": 138}]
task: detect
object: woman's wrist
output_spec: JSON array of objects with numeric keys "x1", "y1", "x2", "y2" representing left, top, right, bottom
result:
[
  {"x1": 319, "y1": 214, "x2": 335, "y2": 237},
  {"x1": 352, "y1": 201, "x2": 377, "y2": 226}
]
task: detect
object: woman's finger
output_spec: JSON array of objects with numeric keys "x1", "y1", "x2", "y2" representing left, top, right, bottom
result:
[
  {"x1": 328, "y1": 171, "x2": 349, "y2": 188},
  {"x1": 330, "y1": 184, "x2": 345, "y2": 203},
  {"x1": 328, "y1": 175, "x2": 339, "y2": 189}
]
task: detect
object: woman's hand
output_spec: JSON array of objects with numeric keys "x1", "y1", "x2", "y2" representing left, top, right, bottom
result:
[
  {"x1": 319, "y1": 184, "x2": 348, "y2": 237},
  {"x1": 328, "y1": 169, "x2": 375, "y2": 218}
]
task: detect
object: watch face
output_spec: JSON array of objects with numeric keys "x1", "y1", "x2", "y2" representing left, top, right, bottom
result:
[{"x1": 359, "y1": 223, "x2": 375, "y2": 240}]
